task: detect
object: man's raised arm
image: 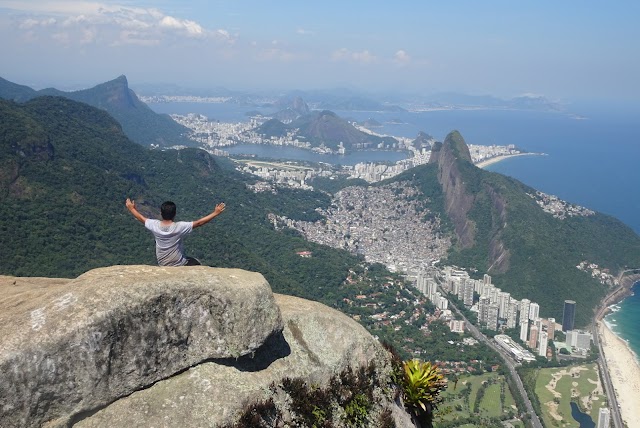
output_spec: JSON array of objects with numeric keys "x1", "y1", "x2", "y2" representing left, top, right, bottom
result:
[
  {"x1": 126, "y1": 198, "x2": 148, "y2": 224},
  {"x1": 193, "y1": 203, "x2": 226, "y2": 228}
]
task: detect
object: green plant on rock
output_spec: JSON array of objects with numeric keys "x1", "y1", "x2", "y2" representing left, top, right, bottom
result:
[
  {"x1": 343, "y1": 393, "x2": 370, "y2": 427},
  {"x1": 401, "y1": 359, "x2": 446, "y2": 428}
]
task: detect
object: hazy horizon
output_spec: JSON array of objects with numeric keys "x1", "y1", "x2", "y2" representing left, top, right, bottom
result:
[{"x1": 1, "y1": 1, "x2": 639, "y2": 103}]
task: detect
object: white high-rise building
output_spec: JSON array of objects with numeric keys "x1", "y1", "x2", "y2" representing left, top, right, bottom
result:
[
  {"x1": 507, "y1": 301, "x2": 519, "y2": 329},
  {"x1": 519, "y1": 299, "x2": 531, "y2": 326},
  {"x1": 427, "y1": 280, "x2": 438, "y2": 302},
  {"x1": 483, "y1": 273, "x2": 492, "y2": 285},
  {"x1": 478, "y1": 296, "x2": 491, "y2": 324},
  {"x1": 451, "y1": 279, "x2": 461, "y2": 297},
  {"x1": 417, "y1": 272, "x2": 428, "y2": 295},
  {"x1": 435, "y1": 293, "x2": 449, "y2": 310},
  {"x1": 485, "y1": 303, "x2": 499, "y2": 331},
  {"x1": 538, "y1": 331, "x2": 548, "y2": 357},
  {"x1": 529, "y1": 302, "x2": 540, "y2": 320},
  {"x1": 520, "y1": 319, "x2": 529, "y2": 342},
  {"x1": 473, "y1": 279, "x2": 484, "y2": 294},
  {"x1": 597, "y1": 407, "x2": 610, "y2": 428},
  {"x1": 463, "y1": 281, "x2": 474, "y2": 307},
  {"x1": 490, "y1": 288, "x2": 500, "y2": 305},
  {"x1": 498, "y1": 292, "x2": 511, "y2": 318}
]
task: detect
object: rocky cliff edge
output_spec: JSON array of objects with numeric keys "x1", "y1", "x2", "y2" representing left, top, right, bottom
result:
[{"x1": 0, "y1": 266, "x2": 410, "y2": 428}]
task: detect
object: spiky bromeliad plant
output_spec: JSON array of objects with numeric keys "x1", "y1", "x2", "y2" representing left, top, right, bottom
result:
[{"x1": 401, "y1": 359, "x2": 446, "y2": 428}]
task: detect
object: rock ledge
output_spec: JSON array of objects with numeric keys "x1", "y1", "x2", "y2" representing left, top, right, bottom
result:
[{"x1": 0, "y1": 265, "x2": 283, "y2": 428}]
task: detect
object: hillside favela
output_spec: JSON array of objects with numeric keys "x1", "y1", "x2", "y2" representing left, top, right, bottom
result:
[{"x1": 1, "y1": 2, "x2": 640, "y2": 428}]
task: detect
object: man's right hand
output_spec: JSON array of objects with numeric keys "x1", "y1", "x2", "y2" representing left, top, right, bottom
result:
[{"x1": 213, "y1": 202, "x2": 226, "y2": 215}]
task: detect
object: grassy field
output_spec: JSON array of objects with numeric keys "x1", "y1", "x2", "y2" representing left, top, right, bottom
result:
[
  {"x1": 436, "y1": 373, "x2": 518, "y2": 427},
  {"x1": 532, "y1": 363, "x2": 607, "y2": 428}
]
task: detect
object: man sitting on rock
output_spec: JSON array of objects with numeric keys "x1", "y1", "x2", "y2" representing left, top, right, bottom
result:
[{"x1": 125, "y1": 199, "x2": 226, "y2": 266}]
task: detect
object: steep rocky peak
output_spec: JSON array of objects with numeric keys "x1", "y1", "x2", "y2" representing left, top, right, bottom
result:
[
  {"x1": 291, "y1": 96, "x2": 310, "y2": 114},
  {"x1": 86, "y1": 75, "x2": 136, "y2": 109},
  {"x1": 445, "y1": 130, "x2": 472, "y2": 162},
  {"x1": 429, "y1": 130, "x2": 477, "y2": 249}
]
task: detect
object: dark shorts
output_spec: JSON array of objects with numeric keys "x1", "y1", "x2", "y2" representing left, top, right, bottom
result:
[{"x1": 185, "y1": 257, "x2": 201, "y2": 266}]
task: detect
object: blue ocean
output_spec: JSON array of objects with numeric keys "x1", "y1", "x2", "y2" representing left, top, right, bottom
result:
[{"x1": 151, "y1": 101, "x2": 640, "y2": 359}]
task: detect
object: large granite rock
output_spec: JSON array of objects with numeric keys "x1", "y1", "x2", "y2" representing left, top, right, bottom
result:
[
  {"x1": 0, "y1": 266, "x2": 283, "y2": 428},
  {"x1": 74, "y1": 294, "x2": 413, "y2": 428}
]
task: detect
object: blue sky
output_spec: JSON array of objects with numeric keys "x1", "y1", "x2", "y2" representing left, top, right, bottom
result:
[{"x1": 1, "y1": 0, "x2": 639, "y2": 101}]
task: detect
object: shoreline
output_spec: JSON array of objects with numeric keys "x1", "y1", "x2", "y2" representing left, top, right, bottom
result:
[
  {"x1": 595, "y1": 277, "x2": 640, "y2": 427},
  {"x1": 475, "y1": 152, "x2": 545, "y2": 169},
  {"x1": 597, "y1": 319, "x2": 640, "y2": 426}
]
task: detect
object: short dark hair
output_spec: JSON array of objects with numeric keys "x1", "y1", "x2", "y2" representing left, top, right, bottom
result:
[{"x1": 160, "y1": 201, "x2": 177, "y2": 220}]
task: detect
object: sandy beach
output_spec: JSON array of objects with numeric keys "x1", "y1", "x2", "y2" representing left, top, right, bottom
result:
[
  {"x1": 597, "y1": 321, "x2": 640, "y2": 426},
  {"x1": 475, "y1": 152, "x2": 542, "y2": 169}
]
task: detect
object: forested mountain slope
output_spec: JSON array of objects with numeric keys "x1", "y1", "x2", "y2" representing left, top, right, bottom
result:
[
  {"x1": 408, "y1": 131, "x2": 640, "y2": 325},
  {"x1": 0, "y1": 96, "x2": 355, "y2": 300}
]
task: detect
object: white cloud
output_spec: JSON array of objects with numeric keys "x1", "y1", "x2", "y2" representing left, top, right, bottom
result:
[
  {"x1": 216, "y1": 29, "x2": 231, "y2": 40},
  {"x1": 5, "y1": 1, "x2": 231, "y2": 46},
  {"x1": 62, "y1": 15, "x2": 88, "y2": 27},
  {"x1": 296, "y1": 27, "x2": 313, "y2": 35},
  {"x1": 331, "y1": 48, "x2": 377, "y2": 64},
  {"x1": 393, "y1": 50, "x2": 411, "y2": 65},
  {"x1": 353, "y1": 50, "x2": 375, "y2": 63},
  {"x1": 159, "y1": 15, "x2": 203, "y2": 37},
  {"x1": 19, "y1": 17, "x2": 56, "y2": 29},
  {"x1": 158, "y1": 15, "x2": 182, "y2": 29}
]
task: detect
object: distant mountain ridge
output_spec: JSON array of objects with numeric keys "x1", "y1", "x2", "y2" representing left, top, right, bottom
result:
[
  {"x1": 271, "y1": 96, "x2": 310, "y2": 122},
  {"x1": 422, "y1": 92, "x2": 562, "y2": 111},
  {"x1": 0, "y1": 75, "x2": 191, "y2": 147},
  {"x1": 255, "y1": 110, "x2": 399, "y2": 151}
]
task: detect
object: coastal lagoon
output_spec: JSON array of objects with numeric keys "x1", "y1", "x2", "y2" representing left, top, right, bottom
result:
[{"x1": 226, "y1": 144, "x2": 408, "y2": 165}]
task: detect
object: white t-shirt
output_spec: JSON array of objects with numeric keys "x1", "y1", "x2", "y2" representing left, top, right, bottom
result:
[{"x1": 144, "y1": 219, "x2": 193, "y2": 266}]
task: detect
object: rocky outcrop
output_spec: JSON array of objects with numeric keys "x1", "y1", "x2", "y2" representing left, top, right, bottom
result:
[
  {"x1": 430, "y1": 131, "x2": 476, "y2": 248},
  {"x1": 1, "y1": 267, "x2": 410, "y2": 428},
  {"x1": 0, "y1": 266, "x2": 283, "y2": 428},
  {"x1": 430, "y1": 131, "x2": 511, "y2": 273},
  {"x1": 75, "y1": 294, "x2": 412, "y2": 428}
]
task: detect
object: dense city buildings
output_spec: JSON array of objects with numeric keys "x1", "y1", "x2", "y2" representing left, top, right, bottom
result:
[{"x1": 273, "y1": 182, "x2": 451, "y2": 274}]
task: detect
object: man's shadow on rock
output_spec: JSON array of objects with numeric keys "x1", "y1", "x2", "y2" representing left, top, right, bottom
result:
[{"x1": 213, "y1": 331, "x2": 291, "y2": 372}]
